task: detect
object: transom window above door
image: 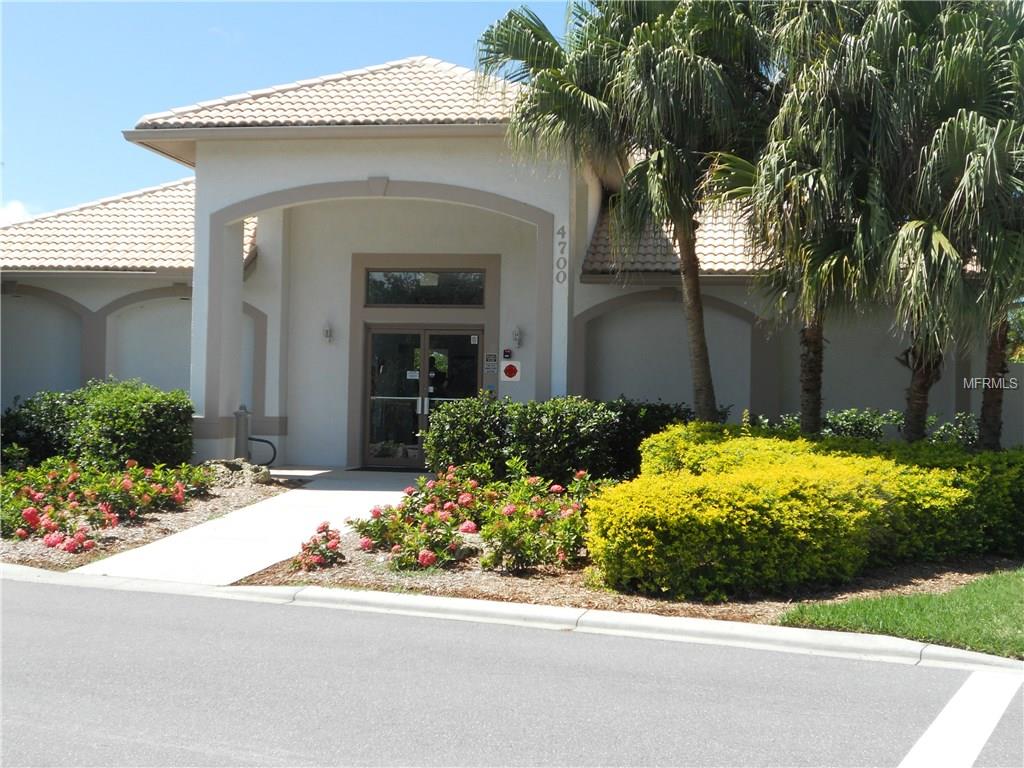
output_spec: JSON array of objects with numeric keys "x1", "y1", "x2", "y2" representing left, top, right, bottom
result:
[{"x1": 365, "y1": 270, "x2": 485, "y2": 307}]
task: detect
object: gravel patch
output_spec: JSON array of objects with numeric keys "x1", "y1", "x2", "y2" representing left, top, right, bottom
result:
[
  {"x1": 0, "y1": 478, "x2": 303, "y2": 572},
  {"x1": 238, "y1": 532, "x2": 1021, "y2": 624}
]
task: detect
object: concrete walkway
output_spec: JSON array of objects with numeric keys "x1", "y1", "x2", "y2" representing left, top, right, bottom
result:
[{"x1": 72, "y1": 469, "x2": 420, "y2": 586}]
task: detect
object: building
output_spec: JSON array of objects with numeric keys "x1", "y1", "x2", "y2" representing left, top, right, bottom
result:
[{"x1": 3, "y1": 57, "x2": 1020, "y2": 464}]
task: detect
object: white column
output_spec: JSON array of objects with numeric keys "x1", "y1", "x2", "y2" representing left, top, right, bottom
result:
[{"x1": 191, "y1": 214, "x2": 244, "y2": 461}]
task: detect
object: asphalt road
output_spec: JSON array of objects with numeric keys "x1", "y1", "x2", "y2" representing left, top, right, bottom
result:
[{"x1": 2, "y1": 581, "x2": 1021, "y2": 767}]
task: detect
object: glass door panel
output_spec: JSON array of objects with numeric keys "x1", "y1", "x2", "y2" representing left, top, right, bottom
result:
[
  {"x1": 367, "y1": 332, "x2": 423, "y2": 467},
  {"x1": 426, "y1": 332, "x2": 480, "y2": 415}
]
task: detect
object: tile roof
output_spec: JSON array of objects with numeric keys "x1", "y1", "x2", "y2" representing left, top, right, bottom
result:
[
  {"x1": 135, "y1": 57, "x2": 517, "y2": 130},
  {"x1": 583, "y1": 206, "x2": 755, "y2": 276},
  {"x1": 0, "y1": 179, "x2": 256, "y2": 272}
]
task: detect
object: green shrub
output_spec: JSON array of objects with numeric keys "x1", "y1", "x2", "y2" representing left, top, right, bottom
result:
[
  {"x1": 2, "y1": 379, "x2": 195, "y2": 468},
  {"x1": 423, "y1": 393, "x2": 621, "y2": 481},
  {"x1": 67, "y1": 380, "x2": 194, "y2": 467},
  {"x1": 1, "y1": 390, "x2": 78, "y2": 463},
  {"x1": 587, "y1": 451, "x2": 975, "y2": 600},
  {"x1": 603, "y1": 398, "x2": 693, "y2": 477},
  {"x1": 420, "y1": 393, "x2": 509, "y2": 477}
]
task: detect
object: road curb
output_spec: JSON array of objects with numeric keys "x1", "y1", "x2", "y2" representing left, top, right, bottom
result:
[{"x1": 4, "y1": 563, "x2": 1022, "y2": 673}]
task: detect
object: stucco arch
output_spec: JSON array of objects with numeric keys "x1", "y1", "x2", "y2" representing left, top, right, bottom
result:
[
  {"x1": 570, "y1": 287, "x2": 780, "y2": 415},
  {"x1": 200, "y1": 178, "x2": 557, "y2": 424},
  {"x1": 2, "y1": 283, "x2": 100, "y2": 383}
]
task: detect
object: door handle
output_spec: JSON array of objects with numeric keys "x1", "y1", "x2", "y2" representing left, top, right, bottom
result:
[{"x1": 423, "y1": 398, "x2": 431, "y2": 415}]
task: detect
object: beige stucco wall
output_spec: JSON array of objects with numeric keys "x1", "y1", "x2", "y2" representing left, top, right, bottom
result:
[
  {"x1": 1, "y1": 292, "x2": 82, "y2": 407},
  {"x1": 280, "y1": 197, "x2": 538, "y2": 467},
  {"x1": 584, "y1": 297, "x2": 752, "y2": 413},
  {"x1": 191, "y1": 136, "x2": 574, "y2": 431},
  {"x1": 108, "y1": 296, "x2": 192, "y2": 392}
]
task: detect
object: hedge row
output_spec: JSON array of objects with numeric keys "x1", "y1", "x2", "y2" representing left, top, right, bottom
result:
[
  {"x1": 422, "y1": 393, "x2": 694, "y2": 481},
  {"x1": 1, "y1": 379, "x2": 194, "y2": 468},
  {"x1": 585, "y1": 423, "x2": 1024, "y2": 600}
]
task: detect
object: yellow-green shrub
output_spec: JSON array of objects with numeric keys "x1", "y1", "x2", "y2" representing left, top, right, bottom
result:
[
  {"x1": 639, "y1": 423, "x2": 1024, "y2": 559},
  {"x1": 587, "y1": 451, "x2": 975, "y2": 600}
]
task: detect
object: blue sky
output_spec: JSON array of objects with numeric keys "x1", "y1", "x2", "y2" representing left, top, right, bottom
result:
[{"x1": 1, "y1": 1, "x2": 567, "y2": 222}]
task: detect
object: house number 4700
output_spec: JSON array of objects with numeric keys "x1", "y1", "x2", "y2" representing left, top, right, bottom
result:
[{"x1": 554, "y1": 225, "x2": 568, "y2": 284}]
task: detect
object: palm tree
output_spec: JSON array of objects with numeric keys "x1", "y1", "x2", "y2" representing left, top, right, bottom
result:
[
  {"x1": 478, "y1": 1, "x2": 772, "y2": 421},
  {"x1": 871, "y1": 2, "x2": 1024, "y2": 442},
  {"x1": 703, "y1": 0, "x2": 883, "y2": 434}
]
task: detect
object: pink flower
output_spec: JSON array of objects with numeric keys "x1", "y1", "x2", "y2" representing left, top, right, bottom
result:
[
  {"x1": 312, "y1": 555, "x2": 325, "y2": 566},
  {"x1": 468, "y1": 479, "x2": 479, "y2": 489},
  {"x1": 74, "y1": 531, "x2": 87, "y2": 543},
  {"x1": 67, "y1": 472, "x2": 80, "y2": 483},
  {"x1": 560, "y1": 507, "x2": 574, "y2": 518},
  {"x1": 417, "y1": 549, "x2": 437, "y2": 567},
  {"x1": 458, "y1": 520, "x2": 478, "y2": 534},
  {"x1": 442, "y1": 501, "x2": 456, "y2": 512},
  {"x1": 448, "y1": 541, "x2": 458, "y2": 552},
  {"x1": 370, "y1": 506, "x2": 383, "y2": 519},
  {"x1": 41, "y1": 517, "x2": 59, "y2": 533},
  {"x1": 530, "y1": 508, "x2": 544, "y2": 519},
  {"x1": 391, "y1": 544, "x2": 402, "y2": 554},
  {"x1": 21, "y1": 507, "x2": 40, "y2": 528},
  {"x1": 141, "y1": 494, "x2": 152, "y2": 505},
  {"x1": 121, "y1": 478, "x2": 133, "y2": 492},
  {"x1": 437, "y1": 509, "x2": 451, "y2": 522},
  {"x1": 426, "y1": 480, "x2": 436, "y2": 490},
  {"x1": 457, "y1": 493, "x2": 474, "y2": 507},
  {"x1": 14, "y1": 528, "x2": 28, "y2": 540},
  {"x1": 423, "y1": 503, "x2": 436, "y2": 515},
  {"x1": 326, "y1": 539, "x2": 339, "y2": 550},
  {"x1": 526, "y1": 476, "x2": 541, "y2": 486},
  {"x1": 502, "y1": 504, "x2": 517, "y2": 517},
  {"x1": 404, "y1": 486, "x2": 416, "y2": 495},
  {"x1": 31, "y1": 492, "x2": 45, "y2": 502},
  {"x1": 63, "y1": 539, "x2": 80, "y2": 553},
  {"x1": 83, "y1": 540, "x2": 96, "y2": 551},
  {"x1": 317, "y1": 521, "x2": 330, "y2": 533},
  {"x1": 574, "y1": 470, "x2": 587, "y2": 480},
  {"x1": 358, "y1": 536, "x2": 373, "y2": 551},
  {"x1": 549, "y1": 484, "x2": 565, "y2": 494}
]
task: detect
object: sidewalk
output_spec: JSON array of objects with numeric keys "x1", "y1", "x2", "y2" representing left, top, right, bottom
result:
[{"x1": 71, "y1": 469, "x2": 419, "y2": 586}]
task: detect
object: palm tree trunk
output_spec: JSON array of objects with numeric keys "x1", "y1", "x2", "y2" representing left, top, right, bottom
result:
[
  {"x1": 674, "y1": 221, "x2": 719, "y2": 422},
  {"x1": 901, "y1": 345, "x2": 943, "y2": 442},
  {"x1": 979, "y1": 319, "x2": 1010, "y2": 451},
  {"x1": 799, "y1": 314, "x2": 825, "y2": 435}
]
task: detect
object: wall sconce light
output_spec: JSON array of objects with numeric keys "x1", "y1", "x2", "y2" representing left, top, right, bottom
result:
[
  {"x1": 511, "y1": 326, "x2": 523, "y2": 348},
  {"x1": 323, "y1": 324, "x2": 334, "y2": 343}
]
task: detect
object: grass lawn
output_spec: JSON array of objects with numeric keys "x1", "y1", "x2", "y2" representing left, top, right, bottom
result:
[{"x1": 779, "y1": 567, "x2": 1024, "y2": 659}]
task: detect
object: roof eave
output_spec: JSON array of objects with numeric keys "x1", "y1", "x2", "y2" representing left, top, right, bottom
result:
[
  {"x1": 125, "y1": 123, "x2": 509, "y2": 167},
  {"x1": 580, "y1": 271, "x2": 755, "y2": 285}
]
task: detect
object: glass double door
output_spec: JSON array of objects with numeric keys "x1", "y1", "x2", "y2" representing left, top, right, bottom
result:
[{"x1": 365, "y1": 328, "x2": 481, "y2": 467}]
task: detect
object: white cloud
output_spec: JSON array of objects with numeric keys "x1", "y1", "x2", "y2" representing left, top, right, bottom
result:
[{"x1": 0, "y1": 200, "x2": 33, "y2": 226}]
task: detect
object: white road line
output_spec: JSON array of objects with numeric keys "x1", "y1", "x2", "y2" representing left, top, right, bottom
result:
[{"x1": 898, "y1": 670, "x2": 1023, "y2": 768}]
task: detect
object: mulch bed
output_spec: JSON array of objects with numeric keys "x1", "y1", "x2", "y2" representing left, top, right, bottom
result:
[
  {"x1": 0, "y1": 477, "x2": 305, "y2": 572},
  {"x1": 238, "y1": 531, "x2": 1022, "y2": 624}
]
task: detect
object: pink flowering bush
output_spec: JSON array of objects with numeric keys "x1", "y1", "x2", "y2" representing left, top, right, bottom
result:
[
  {"x1": 478, "y1": 459, "x2": 598, "y2": 573},
  {"x1": 292, "y1": 521, "x2": 345, "y2": 571},
  {"x1": 348, "y1": 464, "x2": 488, "y2": 570},
  {"x1": 345, "y1": 460, "x2": 601, "y2": 573},
  {"x1": 0, "y1": 457, "x2": 211, "y2": 550}
]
